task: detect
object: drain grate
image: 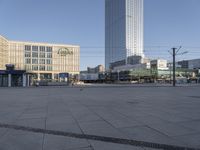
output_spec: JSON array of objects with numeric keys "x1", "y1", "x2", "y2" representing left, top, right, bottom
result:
[{"x1": 0, "y1": 122, "x2": 199, "y2": 150}]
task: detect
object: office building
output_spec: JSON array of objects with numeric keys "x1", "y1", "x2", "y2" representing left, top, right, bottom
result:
[
  {"x1": 0, "y1": 35, "x2": 80, "y2": 81},
  {"x1": 105, "y1": 0, "x2": 144, "y2": 69}
]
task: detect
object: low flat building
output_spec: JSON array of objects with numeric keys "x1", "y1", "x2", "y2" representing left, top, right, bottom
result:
[
  {"x1": 178, "y1": 59, "x2": 200, "y2": 70},
  {"x1": 113, "y1": 63, "x2": 150, "y2": 72},
  {"x1": 0, "y1": 64, "x2": 27, "y2": 87},
  {"x1": 87, "y1": 65, "x2": 105, "y2": 73},
  {"x1": 0, "y1": 35, "x2": 80, "y2": 81},
  {"x1": 150, "y1": 59, "x2": 168, "y2": 70}
]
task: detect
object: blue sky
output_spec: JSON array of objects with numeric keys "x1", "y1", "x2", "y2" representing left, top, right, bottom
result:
[{"x1": 0, "y1": 0, "x2": 200, "y2": 70}]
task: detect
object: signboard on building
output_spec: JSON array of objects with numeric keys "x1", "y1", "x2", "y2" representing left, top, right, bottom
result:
[{"x1": 58, "y1": 48, "x2": 73, "y2": 56}]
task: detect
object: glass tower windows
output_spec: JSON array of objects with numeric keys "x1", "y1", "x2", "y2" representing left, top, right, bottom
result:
[
  {"x1": 32, "y1": 46, "x2": 38, "y2": 52},
  {"x1": 32, "y1": 59, "x2": 38, "y2": 64},
  {"x1": 47, "y1": 53, "x2": 52, "y2": 58},
  {"x1": 25, "y1": 52, "x2": 31, "y2": 57},
  {"x1": 25, "y1": 58, "x2": 31, "y2": 64},
  {"x1": 25, "y1": 45, "x2": 31, "y2": 51},
  {"x1": 46, "y1": 59, "x2": 52, "y2": 64},
  {"x1": 39, "y1": 46, "x2": 45, "y2": 52},
  {"x1": 32, "y1": 65, "x2": 38, "y2": 71},
  {"x1": 46, "y1": 47, "x2": 52, "y2": 52},
  {"x1": 39, "y1": 53, "x2": 45, "y2": 58},
  {"x1": 32, "y1": 52, "x2": 38, "y2": 58},
  {"x1": 39, "y1": 59, "x2": 45, "y2": 64},
  {"x1": 39, "y1": 66, "x2": 45, "y2": 71}
]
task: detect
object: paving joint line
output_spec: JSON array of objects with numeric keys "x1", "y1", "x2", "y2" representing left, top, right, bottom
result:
[
  {"x1": 0, "y1": 122, "x2": 199, "y2": 150},
  {"x1": 61, "y1": 99, "x2": 95, "y2": 150}
]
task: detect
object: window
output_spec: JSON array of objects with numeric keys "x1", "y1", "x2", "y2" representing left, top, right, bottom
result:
[
  {"x1": 39, "y1": 66, "x2": 45, "y2": 71},
  {"x1": 32, "y1": 46, "x2": 38, "y2": 52},
  {"x1": 39, "y1": 59, "x2": 45, "y2": 64},
  {"x1": 25, "y1": 45, "x2": 31, "y2": 51},
  {"x1": 25, "y1": 58, "x2": 31, "y2": 64},
  {"x1": 25, "y1": 65, "x2": 31, "y2": 71},
  {"x1": 54, "y1": 74, "x2": 58, "y2": 79},
  {"x1": 47, "y1": 53, "x2": 52, "y2": 58},
  {"x1": 46, "y1": 59, "x2": 52, "y2": 64},
  {"x1": 39, "y1": 53, "x2": 45, "y2": 58},
  {"x1": 47, "y1": 66, "x2": 52, "y2": 71},
  {"x1": 32, "y1": 65, "x2": 38, "y2": 71},
  {"x1": 25, "y1": 52, "x2": 31, "y2": 57},
  {"x1": 32, "y1": 52, "x2": 38, "y2": 58},
  {"x1": 46, "y1": 47, "x2": 52, "y2": 52},
  {"x1": 39, "y1": 46, "x2": 45, "y2": 52},
  {"x1": 32, "y1": 59, "x2": 38, "y2": 64}
]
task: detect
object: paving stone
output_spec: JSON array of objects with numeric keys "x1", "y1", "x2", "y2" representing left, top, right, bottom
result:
[
  {"x1": 89, "y1": 140, "x2": 157, "y2": 150},
  {"x1": 0, "y1": 86, "x2": 200, "y2": 149},
  {"x1": 91, "y1": 107, "x2": 143, "y2": 128},
  {"x1": 79, "y1": 120, "x2": 128, "y2": 139},
  {"x1": 43, "y1": 134, "x2": 90, "y2": 150},
  {"x1": 173, "y1": 133, "x2": 200, "y2": 148},
  {"x1": 46, "y1": 119, "x2": 82, "y2": 134},
  {"x1": 15, "y1": 118, "x2": 46, "y2": 129},
  {"x1": 119, "y1": 125, "x2": 186, "y2": 147},
  {"x1": 0, "y1": 129, "x2": 43, "y2": 150},
  {"x1": 177, "y1": 120, "x2": 200, "y2": 132},
  {"x1": 148, "y1": 122, "x2": 196, "y2": 137}
]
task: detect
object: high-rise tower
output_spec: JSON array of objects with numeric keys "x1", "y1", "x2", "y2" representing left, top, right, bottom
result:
[{"x1": 105, "y1": 0, "x2": 144, "y2": 69}]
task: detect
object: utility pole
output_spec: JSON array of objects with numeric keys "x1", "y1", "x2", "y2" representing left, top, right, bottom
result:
[
  {"x1": 172, "y1": 48, "x2": 176, "y2": 87},
  {"x1": 169, "y1": 63, "x2": 172, "y2": 84},
  {"x1": 169, "y1": 46, "x2": 188, "y2": 87}
]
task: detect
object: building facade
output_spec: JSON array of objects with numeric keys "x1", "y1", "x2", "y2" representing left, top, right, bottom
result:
[
  {"x1": 0, "y1": 35, "x2": 80, "y2": 81},
  {"x1": 150, "y1": 59, "x2": 168, "y2": 70},
  {"x1": 87, "y1": 65, "x2": 105, "y2": 74},
  {"x1": 105, "y1": 0, "x2": 144, "y2": 69},
  {"x1": 178, "y1": 59, "x2": 200, "y2": 70}
]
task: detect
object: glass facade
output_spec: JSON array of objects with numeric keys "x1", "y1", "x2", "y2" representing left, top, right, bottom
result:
[{"x1": 105, "y1": 0, "x2": 144, "y2": 69}]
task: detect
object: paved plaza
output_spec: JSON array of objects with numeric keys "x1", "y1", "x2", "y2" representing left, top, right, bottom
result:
[{"x1": 0, "y1": 85, "x2": 200, "y2": 150}]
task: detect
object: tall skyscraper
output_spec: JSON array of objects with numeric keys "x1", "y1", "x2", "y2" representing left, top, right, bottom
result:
[{"x1": 105, "y1": 0, "x2": 144, "y2": 69}]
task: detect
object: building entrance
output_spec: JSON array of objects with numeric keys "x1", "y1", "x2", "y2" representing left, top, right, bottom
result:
[{"x1": 0, "y1": 75, "x2": 8, "y2": 87}]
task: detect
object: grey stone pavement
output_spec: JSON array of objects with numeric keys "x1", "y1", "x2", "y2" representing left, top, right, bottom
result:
[{"x1": 0, "y1": 85, "x2": 200, "y2": 150}]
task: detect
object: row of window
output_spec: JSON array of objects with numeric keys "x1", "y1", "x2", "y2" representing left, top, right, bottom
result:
[
  {"x1": 25, "y1": 52, "x2": 52, "y2": 58},
  {"x1": 25, "y1": 59, "x2": 52, "y2": 64},
  {"x1": 32, "y1": 65, "x2": 53, "y2": 71},
  {"x1": 25, "y1": 45, "x2": 52, "y2": 52}
]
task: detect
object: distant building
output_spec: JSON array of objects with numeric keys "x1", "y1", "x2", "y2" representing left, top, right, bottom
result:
[
  {"x1": 80, "y1": 65, "x2": 105, "y2": 82},
  {"x1": 110, "y1": 56, "x2": 144, "y2": 69},
  {"x1": 113, "y1": 63, "x2": 150, "y2": 72},
  {"x1": 0, "y1": 35, "x2": 80, "y2": 81},
  {"x1": 105, "y1": 0, "x2": 144, "y2": 69},
  {"x1": 79, "y1": 73, "x2": 99, "y2": 81},
  {"x1": 87, "y1": 65, "x2": 105, "y2": 73},
  {"x1": 150, "y1": 59, "x2": 168, "y2": 70},
  {"x1": 178, "y1": 59, "x2": 200, "y2": 69}
]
